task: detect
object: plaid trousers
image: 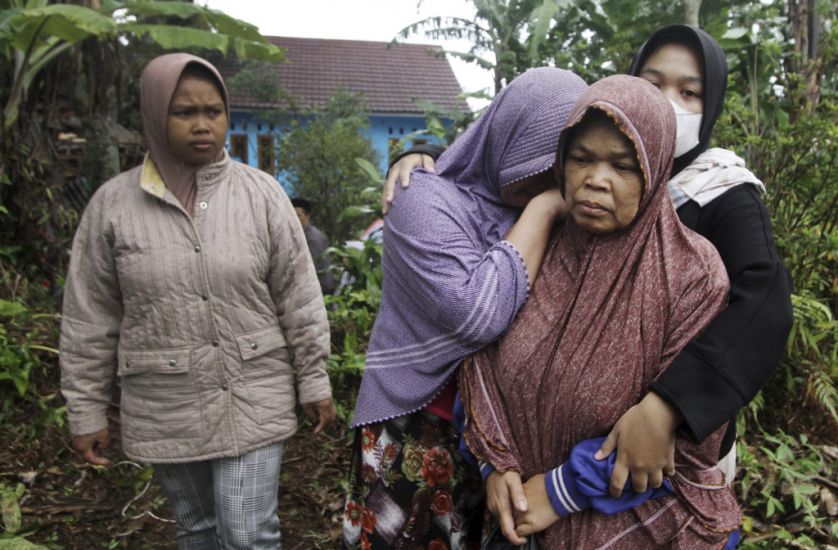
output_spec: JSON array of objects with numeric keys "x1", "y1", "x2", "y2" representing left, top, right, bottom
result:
[{"x1": 154, "y1": 443, "x2": 283, "y2": 550}]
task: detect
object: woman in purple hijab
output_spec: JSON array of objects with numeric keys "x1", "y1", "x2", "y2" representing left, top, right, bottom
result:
[{"x1": 341, "y1": 68, "x2": 587, "y2": 548}]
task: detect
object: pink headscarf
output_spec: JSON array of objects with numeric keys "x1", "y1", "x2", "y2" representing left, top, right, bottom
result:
[
  {"x1": 460, "y1": 75, "x2": 739, "y2": 548},
  {"x1": 139, "y1": 53, "x2": 229, "y2": 214}
]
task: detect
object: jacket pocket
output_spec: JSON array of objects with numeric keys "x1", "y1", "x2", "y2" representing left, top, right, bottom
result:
[
  {"x1": 117, "y1": 348, "x2": 203, "y2": 439},
  {"x1": 233, "y1": 326, "x2": 295, "y2": 424},
  {"x1": 235, "y1": 325, "x2": 287, "y2": 361}
]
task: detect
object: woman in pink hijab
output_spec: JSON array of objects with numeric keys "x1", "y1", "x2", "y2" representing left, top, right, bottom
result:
[
  {"x1": 60, "y1": 53, "x2": 335, "y2": 548},
  {"x1": 459, "y1": 75, "x2": 741, "y2": 548}
]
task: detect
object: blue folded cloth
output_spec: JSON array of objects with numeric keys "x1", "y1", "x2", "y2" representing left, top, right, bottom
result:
[
  {"x1": 456, "y1": 393, "x2": 673, "y2": 518},
  {"x1": 545, "y1": 437, "x2": 673, "y2": 517}
]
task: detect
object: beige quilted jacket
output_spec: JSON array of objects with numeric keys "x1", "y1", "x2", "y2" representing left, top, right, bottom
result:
[{"x1": 59, "y1": 153, "x2": 332, "y2": 463}]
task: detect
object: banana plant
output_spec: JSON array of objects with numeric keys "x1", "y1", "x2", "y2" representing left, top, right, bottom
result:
[
  {"x1": 0, "y1": 0, "x2": 284, "y2": 129},
  {"x1": 394, "y1": 0, "x2": 572, "y2": 95}
]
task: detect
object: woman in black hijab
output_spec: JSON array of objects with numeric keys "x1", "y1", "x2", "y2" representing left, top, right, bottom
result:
[
  {"x1": 573, "y1": 22, "x2": 793, "y2": 515},
  {"x1": 629, "y1": 24, "x2": 728, "y2": 174}
]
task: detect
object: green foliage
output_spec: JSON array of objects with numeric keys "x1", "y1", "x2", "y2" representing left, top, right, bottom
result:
[
  {"x1": 0, "y1": 298, "x2": 57, "y2": 399},
  {"x1": 117, "y1": 0, "x2": 275, "y2": 56},
  {"x1": 411, "y1": 98, "x2": 478, "y2": 145},
  {"x1": 324, "y1": 238, "x2": 383, "y2": 421},
  {"x1": 396, "y1": 0, "x2": 569, "y2": 93},
  {"x1": 0, "y1": 482, "x2": 25, "y2": 535},
  {"x1": 736, "y1": 431, "x2": 835, "y2": 548},
  {"x1": 321, "y1": 161, "x2": 385, "y2": 422},
  {"x1": 0, "y1": 262, "x2": 63, "y2": 436},
  {"x1": 712, "y1": 10, "x2": 837, "y2": 304},
  {"x1": 708, "y1": 7, "x2": 836, "y2": 545},
  {"x1": 278, "y1": 90, "x2": 380, "y2": 243},
  {"x1": 0, "y1": 139, "x2": 79, "y2": 280},
  {"x1": 542, "y1": 0, "x2": 680, "y2": 81},
  {"x1": 227, "y1": 60, "x2": 283, "y2": 104},
  {"x1": 0, "y1": 3, "x2": 111, "y2": 127},
  {"x1": 0, "y1": 481, "x2": 49, "y2": 548},
  {"x1": 773, "y1": 294, "x2": 838, "y2": 424},
  {"x1": 708, "y1": 25, "x2": 837, "y2": 540}
]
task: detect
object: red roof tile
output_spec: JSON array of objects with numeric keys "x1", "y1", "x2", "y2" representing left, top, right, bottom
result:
[{"x1": 217, "y1": 36, "x2": 467, "y2": 114}]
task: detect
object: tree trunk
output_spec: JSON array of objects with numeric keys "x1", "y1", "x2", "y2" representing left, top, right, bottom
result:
[
  {"x1": 68, "y1": 0, "x2": 121, "y2": 186},
  {"x1": 85, "y1": 94, "x2": 121, "y2": 184},
  {"x1": 682, "y1": 0, "x2": 702, "y2": 26},
  {"x1": 81, "y1": 37, "x2": 122, "y2": 186},
  {"x1": 788, "y1": 0, "x2": 822, "y2": 114}
]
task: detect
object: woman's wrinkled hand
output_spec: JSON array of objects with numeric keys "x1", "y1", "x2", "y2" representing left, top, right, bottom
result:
[
  {"x1": 303, "y1": 398, "x2": 337, "y2": 434},
  {"x1": 381, "y1": 154, "x2": 436, "y2": 214},
  {"x1": 514, "y1": 473, "x2": 560, "y2": 537},
  {"x1": 596, "y1": 391, "x2": 681, "y2": 497},
  {"x1": 72, "y1": 428, "x2": 111, "y2": 466},
  {"x1": 486, "y1": 470, "x2": 529, "y2": 545}
]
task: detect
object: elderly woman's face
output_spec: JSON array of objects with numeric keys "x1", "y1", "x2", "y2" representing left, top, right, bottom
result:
[
  {"x1": 563, "y1": 113, "x2": 643, "y2": 234},
  {"x1": 638, "y1": 42, "x2": 704, "y2": 114},
  {"x1": 167, "y1": 75, "x2": 227, "y2": 166}
]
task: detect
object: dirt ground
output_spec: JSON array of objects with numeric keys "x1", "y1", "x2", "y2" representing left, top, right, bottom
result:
[
  {"x1": 4, "y1": 368, "x2": 836, "y2": 548},
  {"x1": 1, "y1": 388, "x2": 354, "y2": 550}
]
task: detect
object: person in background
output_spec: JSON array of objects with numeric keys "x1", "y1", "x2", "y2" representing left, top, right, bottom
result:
[
  {"x1": 386, "y1": 25, "x2": 792, "y2": 542},
  {"x1": 292, "y1": 197, "x2": 336, "y2": 294},
  {"x1": 60, "y1": 53, "x2": 335, "y2": 549}
]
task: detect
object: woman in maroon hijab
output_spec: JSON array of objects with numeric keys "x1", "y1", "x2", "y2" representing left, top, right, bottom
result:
[{"x1": 459, "y1": 75, "x2": 741, "y2": 548}]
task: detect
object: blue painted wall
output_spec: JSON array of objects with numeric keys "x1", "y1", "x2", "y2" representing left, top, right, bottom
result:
[{"x1": 226, "y1": 110, "x2": 450, "y2": 195}]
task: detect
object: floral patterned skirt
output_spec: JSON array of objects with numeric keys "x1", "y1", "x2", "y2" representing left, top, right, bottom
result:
[{"x1": 341, "y1": 411, "x2": 484, "y2": 550}]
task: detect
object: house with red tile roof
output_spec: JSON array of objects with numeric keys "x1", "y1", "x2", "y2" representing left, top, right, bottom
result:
[{"x1": 215, "y1": 36, "x2": 467, "y2": 189}]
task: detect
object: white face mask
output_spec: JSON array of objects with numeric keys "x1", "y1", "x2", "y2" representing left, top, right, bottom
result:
[{"x1": 669, "y1": 99, "x2": 702, "y2": 158}]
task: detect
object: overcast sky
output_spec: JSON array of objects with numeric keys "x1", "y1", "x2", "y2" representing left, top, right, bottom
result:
[{"x1": 203, "y1": 0, "x2": 495, "y2": 106}]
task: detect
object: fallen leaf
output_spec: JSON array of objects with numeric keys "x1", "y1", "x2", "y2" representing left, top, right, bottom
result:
[
  {"x1": 821, "y1": 487, "x2": 838, "y2": 516},
  {"x1": 821, "y1": 445, "x2": 838, "y2": 461},
  {"x1": 18, "y1": 471, "x2": 36, "y2": 486}
]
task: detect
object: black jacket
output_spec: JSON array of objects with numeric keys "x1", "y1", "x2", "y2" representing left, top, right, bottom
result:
[{"x1": 653, "y1": 184, "x2": 792, "y2": 455}]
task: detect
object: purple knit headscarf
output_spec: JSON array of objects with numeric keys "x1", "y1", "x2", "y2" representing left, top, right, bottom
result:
[{"x1": 352, "y1": 68, "x2": 587, "y2": 427}]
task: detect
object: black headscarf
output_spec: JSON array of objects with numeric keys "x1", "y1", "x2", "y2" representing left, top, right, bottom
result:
[{"x1": 629, "y1": 24, "x2": 728, "y2": 175}]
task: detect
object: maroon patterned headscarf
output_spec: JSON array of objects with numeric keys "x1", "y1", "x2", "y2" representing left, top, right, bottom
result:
[
  {"x1": 140, "y1": 53, "x2": 229, "y2": 214},
  {"x1": 460, "y1": 75, "x2": 739, "y2": 548}
]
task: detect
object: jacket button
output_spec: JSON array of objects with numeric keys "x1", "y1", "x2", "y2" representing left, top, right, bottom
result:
[
  {"x1": 249, "y1": 342, "x2": 258, "y2": 350},
  {"x1": 201, "y1": 295, "x2": 208, "y2": 301},
  {"x1": 168, "y1": 359, "x2": 176, "y2": 367},
  {"x1": 221, "y1": 383, "x2": 229, "y2": 391},
  {"x1": 125, "y1": 361, "x2": 131, "y2": 368},
  {"x1": 194, "y1": 245, "x2": 201, "y2": 253},
  {"x1": 212, "y1": 340, "x2": 219, "y2": 347}
]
